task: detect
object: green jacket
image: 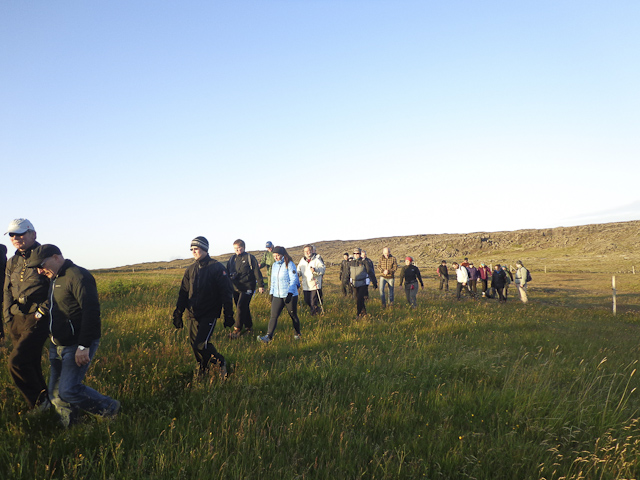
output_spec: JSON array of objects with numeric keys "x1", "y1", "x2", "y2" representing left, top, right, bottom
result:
[{"x1": 259, "y1": 251, "x2": 275, "y2": 280}]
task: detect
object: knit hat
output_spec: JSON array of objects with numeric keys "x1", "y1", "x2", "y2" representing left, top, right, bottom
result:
[
  {"x1": 191, "y1": 236, "x2": 209, "y2": 252},
  {"x1": 405, "y1": 256, "x2": 413, "y2": 262},
  {"x1": 272, "y1": 246, "x2": 286, "y2": 256}
]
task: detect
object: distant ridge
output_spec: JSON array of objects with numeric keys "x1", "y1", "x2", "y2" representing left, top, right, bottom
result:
[{"x1": 100, "y1": 220, "x2": 639, "y2": 273}]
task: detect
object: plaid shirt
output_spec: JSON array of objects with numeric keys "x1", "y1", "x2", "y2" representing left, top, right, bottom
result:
[{"x1": 377, "y1": 255, "x2": 398, "y2": 278}]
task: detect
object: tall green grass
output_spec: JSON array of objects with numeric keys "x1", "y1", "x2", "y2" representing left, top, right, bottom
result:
[{"x1": 0, "y1": 271, "x2": 639, "y2": 479}]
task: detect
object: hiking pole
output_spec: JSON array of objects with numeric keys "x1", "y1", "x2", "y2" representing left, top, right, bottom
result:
[{"x1": 312, "y1": 276, "x2": 324, "y2": 315}]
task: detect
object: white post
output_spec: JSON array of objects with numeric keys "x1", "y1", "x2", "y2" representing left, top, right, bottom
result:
[
  {"x1": 633, "y1": 266, "x2": 636, "y2": 275},
  {"x1": 612, "y1": 276, "x2": 617, "y2": 316}
]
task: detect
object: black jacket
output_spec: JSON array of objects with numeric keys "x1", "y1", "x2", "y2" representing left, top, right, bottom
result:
[
  {"x1": 176, "y1": 256, "x2": 234, "y2": 320},
  {"x1": 227, "y1": 252, "x2": 264, "y2": 293},
  {"x1": 4, "y1": 241, "x2": 50, "y2": 320},
  {"x1": 47, "y1": 259, "x2": 101, "y2": 347},
  {"x1": 339, "y1": 259, "x2": 351, "y2": 282},
  {"x1": 491, "y1": 269, "x2": 507, "y2": 289},
  {"x1": 399, "y1": 265, "x2": 423, "y2": 286},
  {"x1": 437, "y1": 264, "x2": 449, "y2": 279}
]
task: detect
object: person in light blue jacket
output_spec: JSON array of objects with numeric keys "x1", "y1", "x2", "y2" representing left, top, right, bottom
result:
[{"x1": 258, "y1": 246, "x2": 301, "y2": 343}]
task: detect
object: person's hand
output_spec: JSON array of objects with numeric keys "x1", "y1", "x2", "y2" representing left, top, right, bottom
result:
[
  {"x1": 285, "y1": 293, "x2": 293, "y2": 304},
  {"x1": 172, "y1": 309, "x2": 183, "y2": 329},
  {"x1": 75, "y1": 348, "x2": 91, "y2": 367},
  {"x1": 258, "y1": 287, "x2": 264, "y2": 294}
]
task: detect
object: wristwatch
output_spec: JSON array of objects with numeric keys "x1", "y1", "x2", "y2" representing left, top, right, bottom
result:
[
  {"x1": 78, "y1": 346, "x2": 87, "y2": 351},
  {"x1": 35, "y1": 312, "x2": 42, "y2": 319}
]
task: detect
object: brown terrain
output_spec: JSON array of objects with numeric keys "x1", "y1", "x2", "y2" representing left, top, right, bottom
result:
[{"x1": 103, "y1": 220, "x2": 639, "y2": 274}]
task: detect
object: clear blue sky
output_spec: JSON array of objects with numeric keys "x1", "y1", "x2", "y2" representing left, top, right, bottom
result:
[{"x1": 2, "y1": 1, "x2": 638, "y2": 269}]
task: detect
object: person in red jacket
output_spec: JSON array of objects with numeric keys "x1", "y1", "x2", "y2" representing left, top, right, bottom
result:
[{"x1": 478, "y1": 263, "x2": 492, "y2": 297}]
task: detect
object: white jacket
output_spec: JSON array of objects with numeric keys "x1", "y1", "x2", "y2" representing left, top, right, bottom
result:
[
  {"x1": 456, "y1": 266, "x2": 469, "y2": 283},
  {"x1": 297, "y1": 254, "x2": 325, "y2": 290}
]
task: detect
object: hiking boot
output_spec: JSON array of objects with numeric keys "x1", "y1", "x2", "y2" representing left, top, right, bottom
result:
[
  {"x1": 57, "y1": 406, "x2": 80, "y2": 428},
  {"x1": 229, "y1": 328, "x2": 242, "y2": 339},
  {"x1": 257, "y1": 335, "x2": 271, "y2": 344},
  {"x1": 103, "y1": 400, "x2": 121, "y2": 419},
  {"x1": 294, "y1": 334, "x2": 302, "y2": 340},
  {"x1": 219, "y1": 361, "x2": 228, "y2": 380}
]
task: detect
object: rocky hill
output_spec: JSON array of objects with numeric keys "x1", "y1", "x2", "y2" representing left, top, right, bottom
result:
[{"x1": 102, "y1": 220, "x2": 639, "y2": 274}]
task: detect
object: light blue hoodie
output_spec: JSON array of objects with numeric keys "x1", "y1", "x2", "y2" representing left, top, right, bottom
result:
[{"x1": 270, "y1": 259, "x2": 300, "y2": 298}]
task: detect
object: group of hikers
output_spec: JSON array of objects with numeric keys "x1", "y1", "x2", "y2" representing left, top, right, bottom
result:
[
  {"x1": 435, "y1": 258, "x2": 530, "y2": 304},
  {"x1": 1, "y1": 217, "x2": 530, "y2": 428}
]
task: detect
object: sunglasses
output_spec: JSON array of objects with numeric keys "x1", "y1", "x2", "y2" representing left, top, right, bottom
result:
[{"x1": 9, "y1": 232, "x2": 27, "y2": 238}]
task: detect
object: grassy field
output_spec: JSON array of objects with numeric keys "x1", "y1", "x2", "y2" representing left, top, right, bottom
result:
[{"x1": 1, "y1": 266, "x2": 639, "y2": 479}]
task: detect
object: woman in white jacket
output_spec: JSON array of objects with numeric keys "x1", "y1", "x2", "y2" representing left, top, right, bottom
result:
[{"x1": 297, "y1": 245, "x2": 325, "y2": 315}]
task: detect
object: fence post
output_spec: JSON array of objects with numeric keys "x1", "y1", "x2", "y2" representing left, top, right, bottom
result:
[
  {"x1": 612, "y1": 275, "x2": 617, "y2": 316},
  {"x1": 633, "y1": 266, "x2": 636, "y2": 275}
]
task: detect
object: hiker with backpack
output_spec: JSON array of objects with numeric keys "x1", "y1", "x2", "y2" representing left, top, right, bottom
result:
[
  {"x1": 514, "y1": 260, "x2": 530, "y2": 304},
  {"x1": 227, "y1": 239, "x2": 264, "y2": 339}
]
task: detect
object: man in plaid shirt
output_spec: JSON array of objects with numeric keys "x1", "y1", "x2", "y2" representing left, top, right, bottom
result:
[{"x1": 377, "y1": 247, "x2": 398, "y2": 308}]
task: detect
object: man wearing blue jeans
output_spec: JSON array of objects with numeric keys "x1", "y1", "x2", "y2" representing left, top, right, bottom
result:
[
  {"x1": 377, "y1": 247, "x2": 398, "y2": 308},
  {"x1": 27, "y1": 244, "x2": 120, "y2": 427}
]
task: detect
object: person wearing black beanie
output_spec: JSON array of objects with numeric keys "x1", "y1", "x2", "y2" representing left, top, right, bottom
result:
[{"x1": 173, "y1": 236, "x2": 234, "y2": 378}]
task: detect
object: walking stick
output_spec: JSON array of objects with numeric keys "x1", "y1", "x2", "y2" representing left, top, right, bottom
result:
[{"x1": 312, "y1": 276, "x2": 324, "y2": 315}]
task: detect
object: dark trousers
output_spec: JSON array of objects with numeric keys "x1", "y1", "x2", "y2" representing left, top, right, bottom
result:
[
  {"x1": 268, "y1": 296, "x2": 301, "y2": 338},
  {"x1": 8, "y1": 313, "x2": 50, "y2": 407},
  {"x1": 355, "y1": 285, "x2": 369, "y2": 316},
  {"x1": 404, "y1": 281, "x2": 419, "y2": 308},
  {"x1": 341, "y1": 281, "x2": 352, "y2": 297},
  {"x1": 188, "y1": 317, "x2": 224, "y2": 373},
  {"x1": 481, "y1": 279, "x2": 488, "y2": 293},
  {"x1": 469, "y1": 279, "x2": 478, "y2": 294},
  {"x1": 439, "y1": 276, "x2": 449, "y2": 291},
  {"x1": 456, "y1": 282, "x2": 473, "y2": 300},
  {"x1": 233, "y1": 291, "x2": 254, "y2": 330},
  {"x1": 496, "y1": 287, "x2": 506, "y2": 302},
  {"x1": 303, "y1": 289, "x2": 323, "y2": 315}
]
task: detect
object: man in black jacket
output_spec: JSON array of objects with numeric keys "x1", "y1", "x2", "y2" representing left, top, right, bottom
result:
[
  {"x1": 227, "y1": 239, "x2": 263, "y2": 338},
  {"x1": 27, "y1": 244, "x2": 120, "y2": 426},
  {"x1": 3, "y1": 219, "x2": 50, "y2": 411},
  {"x1": 174, "y1": 237, "x2": 233, "y2": 377},
  {"x1": 339, "y1": 253, "x2": 352, "y2": 297}
]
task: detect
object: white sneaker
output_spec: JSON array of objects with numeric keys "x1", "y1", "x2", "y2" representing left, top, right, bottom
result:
[
  {"x1": 294, "y1": 334, "x2": 302, "y2": 340},
  {"x1": 257, "y1": 335, "x2": 271, "y2": 343}
]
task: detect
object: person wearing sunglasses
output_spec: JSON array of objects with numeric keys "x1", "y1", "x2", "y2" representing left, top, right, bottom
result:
[
  {"x1": 3, "y1": 218, "x2": 51, "y2": 413},
  {"x1": 349, "y1": 248, "x2": 378, "y2": 318}
]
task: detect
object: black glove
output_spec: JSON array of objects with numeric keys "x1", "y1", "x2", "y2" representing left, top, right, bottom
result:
[
  {"x1": 285, "y1": 293, "x2": 293, "y2": 304},
  {"x1": 172, "y1": 309, "x2": 183, "y2": 329}
]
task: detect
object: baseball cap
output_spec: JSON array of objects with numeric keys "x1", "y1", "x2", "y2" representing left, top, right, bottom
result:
[
  {"x1": 26, "y1": 244, "x2": 62, "y2": 268},
  {"x1": 266, "y1": 241, "x2": 274, "y2": 248},
  {"x1": 5, "y1": 218, "x2": 34, "y2": 235}
]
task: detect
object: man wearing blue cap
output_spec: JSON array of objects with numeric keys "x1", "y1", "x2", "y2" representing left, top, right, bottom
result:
[{"x1": 3, "y1": 218, "x2": 51, "y2": 412}]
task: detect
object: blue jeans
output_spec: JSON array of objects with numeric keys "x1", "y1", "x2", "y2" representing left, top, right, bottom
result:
[
  {"x1": 379, "y1": 277, "x2": 395, "y2": 306},
  {"x1": 49, "y1": 340, "x2": 118, "y2": 417}
]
